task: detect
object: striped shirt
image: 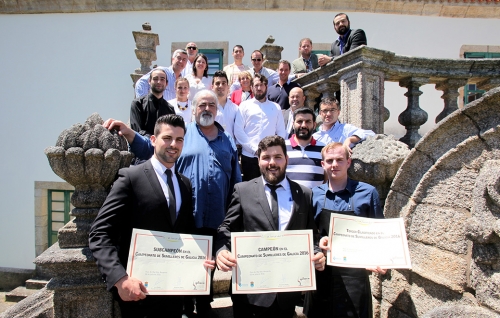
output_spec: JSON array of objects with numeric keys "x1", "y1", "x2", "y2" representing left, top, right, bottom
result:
[{"x1": 285, "y1": 136, "x2": 325, "y2": 189}]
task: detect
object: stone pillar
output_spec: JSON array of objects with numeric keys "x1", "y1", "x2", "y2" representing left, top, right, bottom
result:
[
  {"x1": 316, "y1": 81, "x2": 339, "y2": 100},
  {"x1": 435, "y1": 78, "x2": 467, "y2": 123},
  {"x1": 130, "y1": 22, "x2": 160, "y2": 86},
  {"x1": 398, "y1": 77, "x2": 429, "y2": 148},
  {"x1": 36, "y1": 113, "x2": 133, "y2": 317},
  {"x1": 260, "y1": 36, "x2": 283, "y2": 71},
  {"x1": 303, "y1": 87, "x2": 321, "y2": 112},
  {"x1": 339, "y1": 67, "x2": 386, "y2": 134}
]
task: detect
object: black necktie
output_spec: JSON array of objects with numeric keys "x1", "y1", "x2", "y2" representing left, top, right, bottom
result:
[
  {"x1": 267, "y1": 184, "x2": 281, "y2": 229},
  {"x1": 165, "y1": 169, "x2": 177, "y2": 225}
]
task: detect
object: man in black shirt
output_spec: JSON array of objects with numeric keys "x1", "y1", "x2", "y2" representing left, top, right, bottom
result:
[{"x1": 130, "y1": 68, "x2": 175, "y2": 138}]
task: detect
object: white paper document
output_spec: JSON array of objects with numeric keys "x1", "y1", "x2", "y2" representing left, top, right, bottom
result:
[
  {"x1": 327, "y1": 214, "x2": 412, "y2": 269},
  {"x1": 231, "y1": 230, "x2": 316, "y2": 294},
  {"x1": 126, "y1": 228, "x2": 212, "y2": 295}
]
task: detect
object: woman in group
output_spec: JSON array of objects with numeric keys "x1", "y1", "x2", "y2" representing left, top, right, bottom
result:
[
  {"x1": 168, "y1": 77, "x2": 193, "y2": 124},
  {"x1": 186, "y1": 53, "x2": 212, "y2": 99},
  {"x1": 230, "y1": 71, "x2": 253, "y2": 106}
]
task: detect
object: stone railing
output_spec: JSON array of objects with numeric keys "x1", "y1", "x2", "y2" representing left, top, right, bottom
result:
[{"x1": 295, "y1": 46, "x2": 500, "y2": 148}]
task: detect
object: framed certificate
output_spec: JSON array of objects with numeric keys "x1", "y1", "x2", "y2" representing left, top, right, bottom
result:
[
  {"x1": 327, "y1": 214, "x2": 412, "y2": 269},
  {"x1": 231, "y1": 230, "x2": 316, "y2": 294},
  {"x1": 126, "y1": 228, "x2": 212, "y2": 295}
]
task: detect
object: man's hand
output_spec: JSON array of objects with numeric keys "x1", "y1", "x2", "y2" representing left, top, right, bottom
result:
[
  {"x1": 204, "y1": 258, "x2": 216, "y2": 270},
  {"x1": 318, "y1": 54, "x2": 333, "y2": 67},
  {"x1": 312, "y1": 252, "x2": 326, "y2": 271},
  {"x1": 216, "y1": 250, "x2": 237, "y2": 272},
  {"x1": 319, "y1": 236, "x2": 330, "y2": 252},
  {"x1": 367, "y1": 266, "x2": 387, "y2": 275},
  {"x1": 102, "y1": 118, "x2": 136, "y2": 144},
  {"x1": 114, "y1": 275, "x2": 147, "y2": 301}
]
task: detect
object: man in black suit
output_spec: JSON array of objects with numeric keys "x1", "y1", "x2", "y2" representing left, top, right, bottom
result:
[
  {"x1": 215, "y1": 135, "x2": 326, "y2": 318},
  {"x1": 89, "y1": 114, "x2": 214, "y2": 318},
  {"x1": 318, "y1": 13, "x2": 368, "y2": 66}
]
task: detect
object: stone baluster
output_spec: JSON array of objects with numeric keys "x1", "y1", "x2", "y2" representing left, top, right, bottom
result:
[
  {"x1": 316, "y1": 81, "x2": 340, "y2": 100},
  {"x1": 338, "y1": 67, "x2": 386, "y2": 133},
  {"x1": 260, "y1": 36, "x2": 283, "y2": 71},
  {"x1": 398, "y1": 77, "x2": 429, "y2": 148},
  {"x1": 435, "y1": 78, "x2": 468, "y2": 123},
  {"x1": 303, "y1": 88, "x2": 321, "y2": 112},
  {"x1": 130, "y1": 22, "x2": 160, "y2": 85}
]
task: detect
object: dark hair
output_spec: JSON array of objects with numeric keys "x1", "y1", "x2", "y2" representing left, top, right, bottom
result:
[
  {"x1": 278, "y1": 59, "x2": 291, "y2": 71},
  {"x1": 192, "y1": 53, "x2": 208, "y2": 78},
  {"x1": 320, "y1": 97, "x2": 341, "y2": 111},
  {"x1": 257, "y1": 135, "x2": 287, "y2": 158},
  {"x1": 251, "y1": 50, "x2": 264, "y2": 59},
  {"x1": 154, "y1": 114, "x2": 186, "y2": 136},
  {"x1": 334, "y1": 13, "x2": 349, "y2": 22},
  {"x1": 149, "y1": 68, "x2": 167, "y2": 82},
  {"x1": 233, "y1": 45, "x2": 244, "y2": 52},
  {"x1": 293, "y1": 107, "x2": 316, "y2": 122},
  {"x1": 212, "y1": 70, "x2": 229, "y2": 85},
  {"x1": 299, "y1": 38, "x2": 313, "y2": 47},
  {"x1": 253, "y1": 73, "x2": 268, "y2": 87}
]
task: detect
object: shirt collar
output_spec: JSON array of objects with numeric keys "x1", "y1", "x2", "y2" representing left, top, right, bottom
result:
[
  {"x1": 195, "y1": 121, "x2": 225, "y2": 136},
  {"x1": 263, "y1": 176, "x2": 290, "y2": 192},
  {"x1": 325, "y1": 178, "x2": 355, "y2": 195},
  {"x1": 321, "y1": 120, "x2": 340, "y2": 132},
  {"x1": 289, "y1": 135, "x2": 317, "y2": 147},
  {"x1": 151, "y1": 155, "x2": 176, "y2": 175}
]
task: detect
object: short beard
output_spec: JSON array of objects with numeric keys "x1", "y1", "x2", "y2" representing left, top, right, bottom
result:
[
  {"x1": 151, "y1": 86, "x2": 164, "y2": 94},
  {"x1": 255, "y1": 92, "x2": 266, "y2": 101},
  {"x1": 261, "y1": 166, "x2": 286, "y2": 185},
  {"x1": 295, "y1": 128, "x2": 313, "y2": 140},
  {"x1": 199, "y1": 111, "x2": 214, "y2": 127}
]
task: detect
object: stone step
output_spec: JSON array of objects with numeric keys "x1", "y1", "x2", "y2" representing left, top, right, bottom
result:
[
  {"x1": 25, "y1": 278, "x2": 49, "y2": 290},
  {"x1": 210, "y1": 295, "x2": 306, "y2": 318},
  {"x1": 0, "y1": 291, "x2": 17, "y2": 314},
  {"x1": 213, "y1": 269, "x2": 231, "y2": 295},
  {"x1": 4, "y1": 286, "x2": 39, "y2": 302}
]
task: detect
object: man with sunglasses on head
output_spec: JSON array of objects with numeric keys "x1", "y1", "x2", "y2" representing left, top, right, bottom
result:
[
  {"x1": 135, "y1": 49, "x2": 189, "y2": 101},
  {"x1": 182, "y1": 42, "x2": 198, "y2": 77},
  {"x1": 312, "y1": 97, "x2": 373, "y2": 153}
]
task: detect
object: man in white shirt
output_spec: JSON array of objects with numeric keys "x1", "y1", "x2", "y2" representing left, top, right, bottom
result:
[
  {"x1": 212, "y1": 70, "x2": 238, "y2": 140},
  {"x1": 135, "y1": 49, "x2": 188, "y2": 101},
  {"x1": 234, "y1": 73, "x2": 287, "y2": 181},
  {"x1": 223, "y1": 45, "x2": 250, "y2": 92},
  {"x1": 312, "y1": 97, "x2": 374, "y2": 152},
  {"x1": 181, "y1": 42, "x2": 198, "y2": 77}
]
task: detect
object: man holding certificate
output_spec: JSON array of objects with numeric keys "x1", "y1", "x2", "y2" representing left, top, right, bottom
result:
[
  {"x1": 306, "y1": 142, "x2": 385, "y2": 318},
  {"x1": 215, "y1": 135, "x2": 326, "y2": 318},
  {"x1": 89, "y1": 115, "x2": 214, "y2": 318}
]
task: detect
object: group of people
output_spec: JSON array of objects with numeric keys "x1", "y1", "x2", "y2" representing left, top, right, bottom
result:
[{"x1": 89, "y1": 13, "x2": 382, "y2": 318}]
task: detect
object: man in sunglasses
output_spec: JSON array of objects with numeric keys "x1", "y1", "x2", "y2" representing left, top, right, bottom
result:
[{"x1": 182, "y1": 42, "x2": 198, "y2": 77}]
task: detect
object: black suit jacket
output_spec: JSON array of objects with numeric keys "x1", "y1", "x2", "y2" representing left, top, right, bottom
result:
[
  {"x1": 89, "y1": 159, "x2": 194, "y2": 291},
  {"x1": 216, "y1": 177, "x2": 318, "y2": 309},
  {"x1": 330, "y1": 29, "x2": 367, "y2": 57},
  {"x1": 129, "y1": 93, "x2": 175, "y2": 137}
]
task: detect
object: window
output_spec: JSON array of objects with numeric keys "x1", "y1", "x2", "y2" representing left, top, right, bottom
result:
[
  {"x1": 48, "y1": 190, "x2": 74, "y2": 246},
  {"x1": 199, "y1": 49, "x2": 224, "y2": 76}
]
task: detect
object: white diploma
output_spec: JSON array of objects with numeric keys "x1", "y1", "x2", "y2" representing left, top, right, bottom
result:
[
  {"x1": 231, "y1": 230, "x2": 316, "y2": 294},
  {"x1": 327, "y1": 214, "x2": 412, "y2": 269},
  {"x1": 126, "y1": 228, "x2": 212, "y2": 295}
]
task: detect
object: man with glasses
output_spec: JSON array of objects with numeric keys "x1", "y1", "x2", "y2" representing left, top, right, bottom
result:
[
  {"x1": 135, "y1": 49, "x2": 189, "y2": 101},
  {"x1": 312, "y1": 97, "x2": 373, "y2": 152},
  {"x1": 182, "y1": 42, "x2": 198, "y2": 77}
]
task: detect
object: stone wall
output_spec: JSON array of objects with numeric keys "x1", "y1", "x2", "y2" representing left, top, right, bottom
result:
[
  {"x1": 1, "y1": 0, "x2": 500, "y2": 18},
  {"x1": 381, "y1": 87, "x2": 500, "y2": 317}
]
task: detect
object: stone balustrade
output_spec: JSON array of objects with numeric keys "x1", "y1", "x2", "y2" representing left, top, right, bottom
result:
[{"x1": 294, "y1": 46, "x2": 500, "y2": 148}]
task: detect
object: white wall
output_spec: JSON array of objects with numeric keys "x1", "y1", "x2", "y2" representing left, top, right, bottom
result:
[{"x1": 0, "y1": 10, "x2": 498, "y2": 269}]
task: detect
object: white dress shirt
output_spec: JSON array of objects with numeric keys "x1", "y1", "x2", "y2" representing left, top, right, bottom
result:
[
  {"x1": 263, "y1": 177, "x2": 294, "y2": 231},
  {"x1": 151, "y1": 156, "x2": 182, "y2": 214},
  {"x1": 234, "y1": 98, "x2": 287, "y2": 157},
  {"x1": 216, "y1": 98, "x2": 238, "y2": 141},
  {"x1": 186, "y1": 74, "x2": 212, "y2": 99}
]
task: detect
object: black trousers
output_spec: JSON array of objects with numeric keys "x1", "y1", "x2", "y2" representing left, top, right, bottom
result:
[
  {"x1": 232, "y1": 297, "x2": 296, "y2": 318},
  {"x1": 241, "y1": 155, "x2": 261, "y2": 181},
  {"x1": 116, "y1": 294, "x2": 183, "y2": 318}
]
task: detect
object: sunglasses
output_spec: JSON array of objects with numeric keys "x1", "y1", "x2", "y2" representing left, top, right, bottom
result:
[
  {"x1": 252, "y1": 58, "x2": 262, "y2": 62},
  {"x1": 187, "y1": 46, "x2": 198, "y2": 50}
]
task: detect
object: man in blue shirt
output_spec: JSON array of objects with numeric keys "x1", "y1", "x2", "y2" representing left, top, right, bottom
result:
[
  {"x1": 103, "y1": 89, "x2": 241, "y2": 317},
  {"x1": 306, "y1": 142, "x2": 384, "y2": 318}
]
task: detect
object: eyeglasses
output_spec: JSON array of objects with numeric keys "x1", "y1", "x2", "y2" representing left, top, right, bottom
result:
[
  {"x1": 251, "y1": 58, "x2": 262, "y2": 62},
  {"x1": 187, "y1": 46, "x2": 197, "y2": 50},
  {"x1": 320, "y1": 108, "x2": 339, "y2": 114}
]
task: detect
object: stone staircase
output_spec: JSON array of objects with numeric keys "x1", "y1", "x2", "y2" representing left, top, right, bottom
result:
[{"x1": 0, "y1": 278, "x2": 49, "y2": 315}]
